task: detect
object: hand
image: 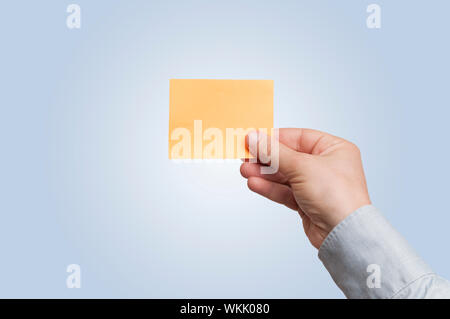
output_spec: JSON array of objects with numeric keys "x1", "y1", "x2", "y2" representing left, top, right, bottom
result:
[{"x1": 240, "y1": 128, "x2": 371, "y2": 249}]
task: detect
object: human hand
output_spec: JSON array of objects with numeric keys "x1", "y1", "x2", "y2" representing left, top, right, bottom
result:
[{"x1": 240, "y1": 128, "x2": 371, "y2": 249}]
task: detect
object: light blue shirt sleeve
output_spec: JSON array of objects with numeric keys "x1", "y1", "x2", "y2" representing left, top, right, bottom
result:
[{"x1": 318, "y1": 205, "x2": 450, "y2": 298}]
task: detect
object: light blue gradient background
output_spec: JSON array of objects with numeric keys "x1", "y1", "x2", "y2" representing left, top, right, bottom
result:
[{"x1": 1, "y1": 1, "x2": 449, "y2": 298}]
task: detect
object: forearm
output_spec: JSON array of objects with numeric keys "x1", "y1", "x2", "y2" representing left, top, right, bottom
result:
[{"x1": 318, "y1": 205, "x2": 450, "y2": 298}]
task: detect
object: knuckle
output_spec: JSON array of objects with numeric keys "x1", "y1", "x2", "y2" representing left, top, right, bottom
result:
[{"x1": 347, "y1": 142, "x2": 360, "y2": 154}]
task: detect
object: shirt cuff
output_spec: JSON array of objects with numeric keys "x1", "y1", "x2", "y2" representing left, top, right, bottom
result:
[{"x1": 318, "y1": 205, "x2": 433, "y2": 298}]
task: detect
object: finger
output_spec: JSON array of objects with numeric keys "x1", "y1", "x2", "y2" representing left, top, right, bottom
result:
[
  {"x1": 278, "y1": 128, "x2": 344, "y2": 155},
  {"x1": 240, "y1": 162, "x2": 289, "y2": 185},
  {"x1": 247, "y1": 177, "x2": 299, "y2": 211},
  {"x1": 246, "y1": 130, "x2": 301, "y2": 176}
]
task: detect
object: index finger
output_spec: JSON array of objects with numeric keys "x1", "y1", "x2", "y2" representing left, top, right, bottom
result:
[{"x1": 278, "y1": 128, "x2": 344, "y2": 155}]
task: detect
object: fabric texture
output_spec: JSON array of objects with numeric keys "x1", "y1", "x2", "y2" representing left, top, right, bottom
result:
[{"x1": 318, "y1": 205, "x2": 450, "y2": 298}]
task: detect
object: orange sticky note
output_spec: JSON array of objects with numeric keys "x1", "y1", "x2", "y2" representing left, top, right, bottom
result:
[{"x1": 169, "y1": 79, "x2": 273, "y2": 159}]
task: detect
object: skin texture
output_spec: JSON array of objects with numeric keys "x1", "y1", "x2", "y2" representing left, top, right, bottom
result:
[{"x1": 240, "y1": 128, "x2": 371, "y2": 249}]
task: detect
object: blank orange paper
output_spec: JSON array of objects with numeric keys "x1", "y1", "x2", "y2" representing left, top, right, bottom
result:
[{"x1": 169, "y1": 79, "x2": 273, "y2": 159}]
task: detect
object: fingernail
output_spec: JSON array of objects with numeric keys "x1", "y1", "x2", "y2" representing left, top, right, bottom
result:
[{"x1": 247, "y1": 131, "x2": 258, "y2": 143}]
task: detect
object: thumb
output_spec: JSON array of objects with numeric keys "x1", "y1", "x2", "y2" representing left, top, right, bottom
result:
[{"x1": 246, "y1": 130, "x2": 302, "y2": 176}]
